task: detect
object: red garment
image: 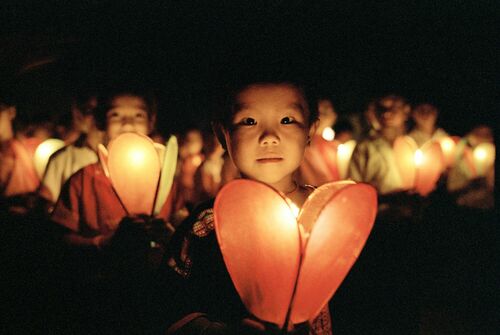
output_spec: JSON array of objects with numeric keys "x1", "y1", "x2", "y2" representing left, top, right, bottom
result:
[
  {"x1": 51, "y1": 162, "x2": 178, "y2": 236},
  {"x1": 0, "y1": 139, "x2": 40, "y2": 197}
]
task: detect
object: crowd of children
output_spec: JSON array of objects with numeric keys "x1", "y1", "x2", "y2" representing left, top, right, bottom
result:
[{"x1": 0, "y1": 72, "x2": 496, "y2": 334}]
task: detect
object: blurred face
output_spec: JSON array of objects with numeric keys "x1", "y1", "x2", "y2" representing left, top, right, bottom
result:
[
  {"x1": 106, "y1": 95, "x2": 151, "y2": 141},
  {"x1": 184, "y1": 129, "x2": 203, "y2": 155},
  {"x1": 412, "y1": 104, "x2": 437, "y2": 131},
  {"x1": 222, "y1": 84, "x2": 311, "y2": 190},
  {"x1": 317, "y1": 99, "x2": 337, "y2": 133},
  {"x1": 377, "y1": 97, "x2": 409, "y2": 129}
]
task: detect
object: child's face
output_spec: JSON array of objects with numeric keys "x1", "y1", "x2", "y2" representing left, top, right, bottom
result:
[
  {"x1": 106, "y1": 95, "x2": 151, "y2": 141},
  {"x1": 222, "y1": 84, "x2": 311, "y2": 188},
  {"x1": 377, "y1": 97, "x2": 409, "y2": 129}
]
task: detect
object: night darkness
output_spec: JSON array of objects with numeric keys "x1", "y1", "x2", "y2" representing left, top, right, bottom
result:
[
  {"x1": 1, "y1": 1, "x2": 497, "y2": 136},
  {"x1": 1, "y1": 1, "x2": 499, "y2": 334}
]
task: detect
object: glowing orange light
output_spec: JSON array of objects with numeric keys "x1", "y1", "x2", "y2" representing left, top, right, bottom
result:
[
  {"x1": 214, "y1": 179, "x2": 377, "y2": 328},
  {"x1": 394, "y1": 136, "x2": 444, "y2": 196},
  {"x1": 336, "y1": 140, "x2": 356, "y2": 179},
  {"x1": 33, "y1": 138, "x2": 65, "y2": 178},
  {"x1": 472, "y1": 142, "x2": 495, "y2": 176},
  {"x1": 439, "y1": 136, "x2": 457, "y2": 167},
  {"x1": 414, "y1": 149, "x2": 424, "y2": 167},
  {"x1": 321, "y1": 127, "x2": 335, "y2": 141}
]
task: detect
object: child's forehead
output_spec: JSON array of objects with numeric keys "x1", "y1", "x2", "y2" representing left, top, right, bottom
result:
[
  {"x1": 234, "y1": 83, "x2": 308, "y2": 113},
  {"x1": 110, "y1": 95, "x2": 147, "y2": 110}
]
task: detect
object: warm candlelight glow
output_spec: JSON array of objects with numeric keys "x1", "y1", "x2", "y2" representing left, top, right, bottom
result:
[
  {"x1": 336, "y1": 140, "x2": 356, "y2": 179},
  {"x1": 213, "y1": 179, "x2": 377, "y2": 327},
  {"x1": 439, "y1": 136, "x2": 456, "y2": 167},
  {"x1": 472, "y1": 142, "x2": 495, "y2": 176},
  {"x1": 414, "y1": 149, "x2": 424, "y2": 167},
  {"x1": 322, "y1": 127, "x2": 335, "y2": 141},
  {"x1": 33, "y1": 138, "x2": 65, "y2": 178}
]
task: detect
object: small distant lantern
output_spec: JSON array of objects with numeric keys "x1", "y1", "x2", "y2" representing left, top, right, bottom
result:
[
  {"x1": 33, "y1": 138, "x2": 65, "y2": 178},
  {"x1": 394, "y1": 136, "x2": 444, "y2": 196},
  {"x1": 438, "y1": 136, "x2": 458, "y2": 168},
  {"x1": 214, "y1": 179, "x2": 377, "y2": 329},
  {"x1": 472, "y1": 142, "x2": 495, "y2": 176},
  {"x1": 336, "y1": 140, "x2": 357, "y2": 180}
]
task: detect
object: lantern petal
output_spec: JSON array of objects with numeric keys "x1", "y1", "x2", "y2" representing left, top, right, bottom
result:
[
  {"x1": 153, "y1": 135, "x2": 178, "y2": 216},
  {"x1": 416, "y1": 142, "x2": 444, "y2": 196},
  {"x1": 214, "y1": 179, "x2": 301, "y2": 327},
  {"x1": 97, "y1": 143, "x2": 110, "y2": 177},
  {"x1": 107, "y1": 133, "x2": 161, "y2": 215},
  {"x1": 291, "y1": 183, "x2": 377, "y2": 323},
  {"x1": 33, "y1": 138, "x2": 66, "y2": 179},
  {"x1": 393, "y1": 136, "x2": 418, "y2": 189}
]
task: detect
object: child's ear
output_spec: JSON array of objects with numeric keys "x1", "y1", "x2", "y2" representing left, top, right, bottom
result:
[
  {"x1": 7, "y1": 107, "x2": 16, "y2": 120},
  {"x1": 149, "y1": 114, "x2": 157, "y2": 133},
  {"x1": 211, "y1": 121, "x2": 228, "y2": 151},
  {"x1": 308, "y1": 119, "x2": 319, "y2": 142}
]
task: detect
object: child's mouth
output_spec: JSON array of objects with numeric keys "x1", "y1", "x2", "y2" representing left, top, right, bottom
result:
[{"x1": 257, "y1": 158, "x2": 283, "y2": 163}]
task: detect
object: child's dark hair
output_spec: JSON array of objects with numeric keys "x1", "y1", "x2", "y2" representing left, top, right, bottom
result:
[
  {"x1": 212, "y1": 74, "x2": 319, "y2": 129},
  {"x1": 94, "y1": 87, "x2": 158, "y2": 131}
]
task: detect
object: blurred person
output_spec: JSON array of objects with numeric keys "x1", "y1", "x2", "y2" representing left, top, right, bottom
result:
[
  {"x1": 297, "y1": 97, "x2": 340, "y2": 186},
  {"x1": 193, "y1": 132, "x2": 225, "y2": 202},
  {"x1": 39, "y1": 94, "x2": 104, "y2": 205},
  {"x1": 177, "y1": 126, "x2": 205, "y2": 210},
  {"x1": 348, "y1": 94, "x2": 411, "y2": 195},
  {"x1": 447, "y1": 125, "x2": 494, "y2": 209},
  {"x1": 0, "y1": 92, "x2": 40, "y2": 202},
  {"x1": 338, "y1": 94, "x2": 419, "y2": 334},
  {"x1": 408, "y1": 103, "x2": 449, "y2": 147}
]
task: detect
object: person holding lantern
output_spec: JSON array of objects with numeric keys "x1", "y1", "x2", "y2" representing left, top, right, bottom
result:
[
  {"x1": 342, "y1": 94, "x2": 419, "y2": 334},
  {"x1": 39, "y1": 93, "x2": 104, "y2": 206},
  {"x1": 160, "y1": 75, "x2": 333, "y2": 334},
  {"x1": 297, "y1": 96, "x2": 340, "y2": 186},
  {"x1": 0, "y1": 87, "x2": 41, "y2": 210},
  {"x1": 408, "y1": 103, "x2": 449, "y2": 147}
]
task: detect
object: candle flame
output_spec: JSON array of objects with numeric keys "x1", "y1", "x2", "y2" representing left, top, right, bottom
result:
[
  {"x1": 322, "y1": 127, "x2": 335, "y2": 141},
  {"x1": 440, "y1": 137, "x2": 455, "y2": 153},
  {"x1": 473, "y1": 147, "x2": 487, "y2": 162},
  {"x1": 414, "y1": 149, "x2": 424, "y2": 167}
]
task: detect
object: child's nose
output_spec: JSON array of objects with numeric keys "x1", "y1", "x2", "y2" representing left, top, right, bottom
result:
[{"x1": 259, "y1": 130, "x2": 280, "y2": 146}]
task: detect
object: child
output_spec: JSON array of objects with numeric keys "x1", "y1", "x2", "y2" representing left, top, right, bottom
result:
[
  {"x1": 0, "y1": 91, "x2": 40, "y2": 203},
  {"x1": 297, "y1": 97, "x2": 339, "y2": 186},
  {"x1": 51, "y1": 88, "x2": 180, "y2": 260},
  {"x1": 408, "y1": 103, "x2": 449, "y2": 147},
  {"x1": 39, "y1": 94, "x2": 104, "y2": 205},
  {"x1": 162, "y1": 77, "x2": 332, "y2": 334}
]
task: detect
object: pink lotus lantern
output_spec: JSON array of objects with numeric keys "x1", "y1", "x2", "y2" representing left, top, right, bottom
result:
[
  {"x1": 98, "y1": 132, "x2": 178, "y2": 216},
  {"x1": 438, "y1": 136, "x2": 459, "y2": 168},
  {"x1": 214, "y1": 179, "x2": 377, "y2": 329},
  {"x1": 467, "y1": 142, "x2": 496, "y2": 177},
  {"x1": 336, "y1": 140, "x2": 357, "y2": 180},
  {"x1": 33, "y1": 138, "x2": 66, "y2": 178},
  {"x1": 393, "y1": 136, "x2": 444, "y2": 196}
]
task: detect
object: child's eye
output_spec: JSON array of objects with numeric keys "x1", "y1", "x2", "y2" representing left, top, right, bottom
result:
[
  {"x1": 238, "y1": 117, "x2": 256, "y2": 126},
  {"x1": 281, "y1": 116, "x2": 296, "y2": 124}
]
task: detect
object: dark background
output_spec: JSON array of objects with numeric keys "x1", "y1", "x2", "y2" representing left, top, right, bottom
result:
[{"x1": 0, "y1": 0, "x2": 497, "y2": 136}]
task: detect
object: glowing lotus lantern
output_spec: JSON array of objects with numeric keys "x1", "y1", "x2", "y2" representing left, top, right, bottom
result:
[
  {"x1": 393, "y1": 136, "x2": 444, "y2": 196},
  {"x1": 98, "y1": 132, "x2": 178, "y2": 216},
  {"x1": 336, "y1": 140, "x2": 357, "y2": 180},
  {"x1": 471, "y1": 142, "x2": 495, "y2": 176},
  {"x1": 438, "y1": 136, "x2": 458, "y2": 168},
  {"x1": 214, "y1": 179, "x2": 377, "y2": 329},
  {"x1": 33, "y1": 138, "x2": 66, "y2": 178}
]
